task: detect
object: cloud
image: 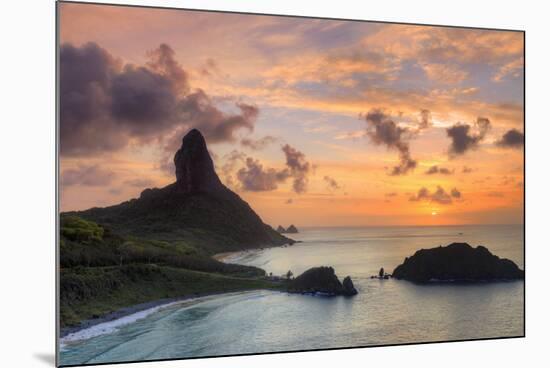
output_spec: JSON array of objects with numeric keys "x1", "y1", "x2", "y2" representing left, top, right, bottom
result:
[
  {"x1": 178, "y1": 90, "x2": 258, "y2": 143},
  {"x1": 236, "y1": 157, "x2": 290, "y2": 191},
  {"x1": 241, "y1": 135, "x2": 278, "y2": 150},
  {"x1": 219, "y1": 150, "x2": 247, "y2": 188},
  {"x1": 263, "y1": 51, "x2": 400, "y2": 87},
  {"x1": 364, "y1": 109, "x2": 417, "y2": 175},
  {"x1": 363, "y1": 25, "x2": 523, "y2": 64},
  {"x1": 323, "y1": 175, "x2": 340, "y2": 191},
  {"x1": 60, "y1": 42, "x2": 258, "y2": 156},
  {"x1": 409, "y1": 185, "x2": 461, "y2": 205},
  {"x1": 425, "y1": 165, "x2": 454, "y2": 175},
  {"x1": 496, "y1": 129, "x2": 524, "y2": 149},
  {"x1": 61, "y1": 164, "x2": 115, "y2": 186},
  {"x1": 385, "y1": 192, "x2": 398, "y2": 197},
  {"x1": 282, "y1": 144, "x2": 313, "y2": 193},
  {"x1": 421, "y1": 62, "x2": 468, "y2": 84},
  {"x1": 285, "y1": 198, "x2": 293, "y2": 204},
  {"x1": 235, "y1": 144, "x2": 313, "y2": 193},
  {"x1": 450, "y1": 188, "x2": 462, "y2": 199},
  {"x1": 446, "y1": 117, "x2": 491, "y2": 157},
  {"x1": 493, "y1": 57, "x2": 524, "y2": 82},
  {"x1": 418, "y1": 109, "x2": 432, "y2": 130},
  {"x1": 462, "y1": 166, "x2": 474, "y2": 173},
  {"x1": 199, "y1": 58, "x2": 221, "y2": 77}
]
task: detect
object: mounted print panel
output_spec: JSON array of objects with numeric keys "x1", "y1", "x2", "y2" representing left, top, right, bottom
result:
[{"x1": 57, "y1": 1, "x2": 525, "y2": 366}]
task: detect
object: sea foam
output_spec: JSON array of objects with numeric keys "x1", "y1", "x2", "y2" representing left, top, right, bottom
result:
[{"x1": 60, "y1": 300, "x2": 184, "y2": 348}]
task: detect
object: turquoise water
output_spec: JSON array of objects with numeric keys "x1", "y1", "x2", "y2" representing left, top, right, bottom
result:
[{"x1": 59, "y1": 225, "x2": 524, "y2": 366}]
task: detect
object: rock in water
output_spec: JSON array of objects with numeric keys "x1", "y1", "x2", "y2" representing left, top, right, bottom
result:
[
  {"x1": 276, "y1": 225, "x2": 286, "y2": 233},
  {"x1": 69, "y1": 129, "x2": 293, "y2": 254},
  {"x1": 342, "y1": 276, "x2": 358, "y2": 296},
  {"x1": 288, "y1": 266, "x2": 357, "y2": 296},
  {"x1": 392, "y1": 242, "x2": 524, "y2": 283},
  {"x1": 174, "y1": 129, "x2": 224, "y2": 193},
  {"x1": 286, "y1": 224, "x2": 299, "y2": 233}
]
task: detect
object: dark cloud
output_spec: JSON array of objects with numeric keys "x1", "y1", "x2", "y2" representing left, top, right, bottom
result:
[
  {"x1": 234, "y1": 144, "x2": 313, "y2": 194},
  {"x1": 364, "y1": 109, "x2": 417, "y2": 175},
  {"x1": 409, "y1": 185, "x2": 461, "y2": 205},
  {"x1": 219, "y1": 150, "x2": 247, "y2": 188},
  {"x1": 385, "y1": 192, "x2": 398, "y2": 197},
  {"x1": 241, "y1": 135, "x2": 278, "y2": 150},
  {"x1": 496, "y1": 129, "x2": 524, "y2": 149},
  {"x1": 425, "y1": 165, "x2": 454, "y2": 175},
  {"x1": 487, "y1": 191, "x2": 504, "y2": 198},
  {"x1": 60, "y1": 42, "x2": 258, "y2": 157},
  {"x1": 110, "y1": 65, "x2": 178, "y2": 130},
  {"x1": 323, "y1": 175, "x2": 340, "y2": 191},
  {"x1": 236, "y1": 157, "x2": 290, "y2": 192},
  {"x1": 61, "y1": 164, "x2": 115, "y2": 187},
  {"x1": 199, "y1": 58, "x2": 221, "y2": 77},
  {"x1": 446, "y1": 117, "x2": 491, "y2": 157},
  {"x1": 178, "y1": 90, "x2": 258, "y2": 143},
  {"x1": 462, "y1": 166, "x2": 474, "y2": 173},
  {"x1": 146, "y1": 43, "x2": 189, "y2": 91},
  {"x1": 282, "y1": 144, "x2": 312, "y2": 193},
  {"x1": 286, "y1": 198, "x2": 293, "y2": 204},
  {"x1": 418, "y1": 109, "x2": 432, "y2": 130}
]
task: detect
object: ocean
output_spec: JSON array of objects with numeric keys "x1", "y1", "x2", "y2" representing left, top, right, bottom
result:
[{"x1": 59, "y1": 224, "x2": 524, "y2": 365}]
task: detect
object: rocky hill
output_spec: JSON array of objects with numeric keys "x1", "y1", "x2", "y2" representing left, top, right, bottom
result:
[
  {"x1": 68, "y1": 129, "x2": 293, "y2": 254},
  {"x1": 288, "y1": 266, "x2": 357, "y2": 296},
  {"x1": 392, "y1": 242, "x2": 524, "y2": 282}
]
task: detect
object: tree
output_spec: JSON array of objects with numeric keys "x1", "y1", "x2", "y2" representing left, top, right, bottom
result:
[{"x1": 286, "y1": 270, "x2": 293, "y2": 280}]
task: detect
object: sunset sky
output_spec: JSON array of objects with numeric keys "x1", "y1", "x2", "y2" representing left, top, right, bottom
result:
[{"x1": 58, "y1": 2, "x2": 524, "y2": 227}]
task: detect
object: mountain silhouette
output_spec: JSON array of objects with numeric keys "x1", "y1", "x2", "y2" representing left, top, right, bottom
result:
[{"x1": 69, "y1": 129, "x2": 293, "y2": 253}]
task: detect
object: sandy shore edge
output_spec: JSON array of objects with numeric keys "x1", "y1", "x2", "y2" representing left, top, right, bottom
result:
[
  {"x1": 60, "y1": 290, "x2": 259, "y2": 339},
  {"x1": 61, "y1": 242, "x2": 298, "y2": 340}
]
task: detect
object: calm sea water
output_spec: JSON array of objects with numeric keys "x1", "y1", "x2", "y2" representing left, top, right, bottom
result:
[{"x1": 59, "y1": 225, "x2": 524, "y2": 365}]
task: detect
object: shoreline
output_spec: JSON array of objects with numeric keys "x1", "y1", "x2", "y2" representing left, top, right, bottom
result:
[
  {"x1": 59, "y1": 289, "x2": 267, "y2": 340},
  {"x1": 61, "y1": 238, "x2": 299, "y2": 342},
  {"x1": 212, "y1": 251, "x2": 241, "y2": 262},
  {"x1": 61, "y1": 241, "x2": 298, "y2": 341},
  {"x1": 213, "y1": 239, "x2": 301, "y2": 263}
]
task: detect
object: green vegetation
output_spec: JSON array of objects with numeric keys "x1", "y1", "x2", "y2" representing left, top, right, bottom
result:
[
  {"x1": 59, "y1": 130, "x2": 296, "y2": 330},
  {"x1": 59, "y1": 214, "x2": 281, "y2": 328},
  {"x1": 60, "y1": 265, "x2": 282, "y2": 327},
  {"x1": 61, "y1": 216, "x2": 104, "y2": 243},
  {"x1": 67, "y1": 186, "x2": 291, "y2": 255}
]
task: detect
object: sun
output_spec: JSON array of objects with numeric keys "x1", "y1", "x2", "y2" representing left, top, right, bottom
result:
[{"x1": 431, "y1": 210, "x2": 438, "y2": 216}]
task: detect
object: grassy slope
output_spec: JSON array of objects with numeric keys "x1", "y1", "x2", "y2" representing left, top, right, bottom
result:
[
  {"x1": 59, "y1": 216, "x2": 284, "y2": 328},
  {"x1": 71, "y1": 186, "x2": 292, "y2": 255},
  {"x1": 60, "y1": 265, "x2": 283, "y2": 327}
]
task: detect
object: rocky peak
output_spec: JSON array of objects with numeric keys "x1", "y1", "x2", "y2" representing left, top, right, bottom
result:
[{"x1": 174, "y1": 129, "x2": 224, "y2": 193}]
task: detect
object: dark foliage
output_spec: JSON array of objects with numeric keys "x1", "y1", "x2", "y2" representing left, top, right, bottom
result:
[{"x1": 60, "y1": 215, "x2": 265, "y2": 277}]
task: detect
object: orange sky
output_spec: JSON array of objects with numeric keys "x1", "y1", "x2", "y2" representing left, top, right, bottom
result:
[{"x1": 58, "y1": 2, "x2": 524, "y2": 227}]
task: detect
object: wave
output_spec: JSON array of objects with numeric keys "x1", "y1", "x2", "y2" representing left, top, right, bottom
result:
[
  {"x1": 59, "y1": 291, "x2": 266, "y2": 349},
  {"x1": 60, "y1": 300, "x2": 183, "y2": 349}
]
